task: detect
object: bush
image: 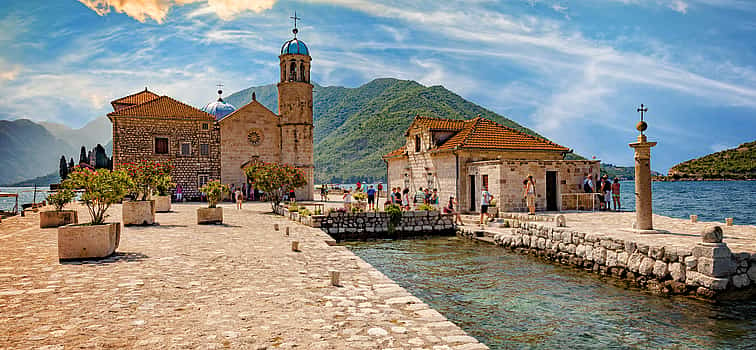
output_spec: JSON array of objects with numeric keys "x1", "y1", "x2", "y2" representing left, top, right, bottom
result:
[
  {"x1": 62, "y1": 167, "x2": 132, "y2": 225},
  {"x1": 155, "y1": 175, "x2": 174, "y2": 196},
  {"x1": 385, "y1": 204, "x2": 402, "y2": 233},
  {"x1": 314, "y1": 208, "x2": 322, "y2": 215},
  {"x1": 288, "y1": 202, "x2": 299, "y2": 212},
  {"x1": 120, "y1": 160, "x2": 174, "y2": 201},
  {"x1": 200, "y1": 180, "x2": 229, "y2": 208},
  {"x1": 352, "y1": 191, "x2": 367, "y2": 202},
  {"x1": 417, "y1": 203, "x2": 436, "y2": 211},
  {"x1": 244, "y1": 161, "x2": 307, "y2": 211},
  {"x1": 47, "y1": 189, "x2": 75, "y2": 211},
  {"x1": 351, "y1": 206, "x2": 363, "y2": 213},
  {"x1": 298, "y1": 208, "x2": 311, "y2": 216}
]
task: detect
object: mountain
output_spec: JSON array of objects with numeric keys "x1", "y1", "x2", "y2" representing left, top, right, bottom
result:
[
  {"x1": 225, "y1": 78, "x2": 550, "y2": 183},
  {"x1": 600, "y1": 164, "x2": 662, "y2": 180},
  {"x1": 5, "y1": 172, "x2": 60, "y2": 187},
  {"x1": 0, "y1": 119, "x2": 72, "y2": 185},
  {"x1": 668, "y1": 141, "x2": 756, "y2": 179},
  {"x1": 40, "y1": 117, "x2": 112, "y2": 153}
]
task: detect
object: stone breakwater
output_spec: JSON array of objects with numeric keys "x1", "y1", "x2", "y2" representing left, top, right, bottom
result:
[
  {"x1": 275, "y1": 206, "x2": 456, "y2": 241},
  {"x1": 459, "y1": 213, "x2": 756, "y2": 300}
]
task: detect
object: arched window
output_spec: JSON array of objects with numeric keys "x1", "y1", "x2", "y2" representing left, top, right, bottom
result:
[
  {"x1": 300, "y1": 62, "x2": 305, "y2": 82},
  {"x1": 415, "y1": 135, "x2": 421, "y2": 152},
  {"x1": 290, "y1": 62, "x2": 297, "y2": 81}
]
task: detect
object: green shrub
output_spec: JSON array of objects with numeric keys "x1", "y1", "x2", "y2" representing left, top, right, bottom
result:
[
  {"x1": 299, "y1": 208, "x2": 311, "y2": 216},
  {"x1": 350, "y1": 206, "x2": 362, "y2": 213},
  {"x1": 47, "y1": 189, "x2": 75, "y2": 211},
  {"x1": 62, "y1": 167, "x2": 132, "y2": 224},
  {"x1": 417, "y1": 203, "x2": 436, "y2": 211},
  {"x1": 288, "y1": 202, "x2": 299, "y2": 212},
  {"x1": 200, "y1": 180, "x2": 229, "y2": 208},
  {"x1": 314, "y1": 208, "x2": 322, "y2": 215},
  {"x1": 385, "y1": 204, "x2": 402, "y2": 233},
  {"x1": 352, "y1": 191, "x2": 367, "y2": 202}
]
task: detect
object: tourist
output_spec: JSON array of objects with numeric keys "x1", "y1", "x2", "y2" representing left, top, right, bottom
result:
[
  {"x1": 367, "y1": 185, "x2": 376, "y2": 211},
  {"x1": 289, "y1": 189, "x2": 296, "y2": 202},
  {"x1": 444, "y1": 195, "x2": 464, "y2": 226},
  {"x1": 480, "y1": 187, "x2": 494, "y2": 225},
  {"x1": 377, "y1": 182, "x2": 383, "y2": 203},
  {"x1": 424, "y1": 188, "x2": 431, "y2": 205},
  {"x1": 602, "y1": 175, "x2": 612, "y2": 211},
  {"x1": 356, "y1": 181, "x2": 362, "y2": 191},
  {"x1": 175, "y1": 183, "x2": 183, "y2": 202},
  {"x1": 402, "y1": 188, "x2": 410, "y2": 210},
  {"x1": 394, "y1": 188, "x2": 402, "y2": 205},
  {"x1": 524, "y1": 175, "x2": 536, "y2": 215},
  {"x1": 229, "y1": 184, "x2": 235, "y2": 202},
  {"x1": 431, "y1": 189, "x2": 439, "y2": 209},
  {"x1": 612, "y1": 177, "x2": 621, "y2": 211},
  {"x1": 320, "y1": 184, "x2": 327, "y2": 202},
  {"x1": 414, "y1": 187, "x2": 425, "y2": 209},
  {"x1": 343, "y1": 189, "x2": 352, "y2": 211},
  {"x1": 583, "y1": 174, "x2": 595, "y2": 210},
  {"x1": 235, "y1": 188, "x2": 243, "y2": 210}
]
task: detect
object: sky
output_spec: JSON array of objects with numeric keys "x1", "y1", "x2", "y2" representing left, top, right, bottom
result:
[{"x1": 1, "y1": 0, "x2": 755, "y2": 172}]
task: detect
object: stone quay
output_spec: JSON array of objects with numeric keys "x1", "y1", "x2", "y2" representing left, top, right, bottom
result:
[
  {"x1": 0, "y1": 202, "x2": 486, "y2": 349},
  {"x1": 459, "y1": 211, "x2": 756, "y2": 300}
]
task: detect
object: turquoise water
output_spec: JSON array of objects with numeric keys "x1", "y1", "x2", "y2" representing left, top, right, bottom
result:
[
  {"x1": 0, "y1": 187, "x2": 50, "y2": 212},
  {"x1": 346, "y1": 237, "x2": 756, "y2": 349}
]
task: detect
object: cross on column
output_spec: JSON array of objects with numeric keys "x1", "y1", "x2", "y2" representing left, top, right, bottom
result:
[
  {"x1": 637, "y1": 104, "x2": 648, "y2": 122},
  {"x1": 290, "y1": 12, "x2": 301, "y2": 30}
]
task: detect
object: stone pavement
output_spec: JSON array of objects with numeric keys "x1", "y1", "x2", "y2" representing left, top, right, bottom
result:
[{"x1": 0, "y1": 202, "x2": 487, "y2": 350}]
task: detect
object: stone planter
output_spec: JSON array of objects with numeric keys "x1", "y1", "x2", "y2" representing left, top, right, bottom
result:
[
  {"x1": 57, "y1": 222, "x2": 120, "y2": 260},
  {"x1": 197, "y1": 207, "x2": 223, "y2": 224},
  {"x1": 123, "y1": 200, "x2": 156, "y2": 226},
  {"x1": 40, "y1": 210, "x2": 78, "y2": 228},
  {"x1": 154, "y1": 195, "x2": 172, "y2": 213}
]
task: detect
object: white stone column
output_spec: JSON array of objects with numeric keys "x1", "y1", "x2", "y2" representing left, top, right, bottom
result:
[{"x1": 629, "y1": 134, "x2": 657, "y2": 231}]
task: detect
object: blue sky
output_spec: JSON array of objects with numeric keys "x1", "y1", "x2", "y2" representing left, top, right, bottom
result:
[{"x1": 1, "y1": 0, "x2": 755, "y2": 172}]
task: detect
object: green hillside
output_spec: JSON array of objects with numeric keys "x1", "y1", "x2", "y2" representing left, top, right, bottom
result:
[
  {"x1": 668, "y1": 141, "x2": 756, "y2": 179},
  {"x1": 225, "y1": 78, "x2": 550, "y2": 183}
]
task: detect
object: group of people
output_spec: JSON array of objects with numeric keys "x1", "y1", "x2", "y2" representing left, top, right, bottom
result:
[
  {"x1": 340, "y1": 184, "x2": 382, "y2": 211},
  {"x1": 386, "y1": 187, "x2": 440, "y2": 210},
  {"x1": 582, "y1": 174, "x2": 621, "y2": 211}
]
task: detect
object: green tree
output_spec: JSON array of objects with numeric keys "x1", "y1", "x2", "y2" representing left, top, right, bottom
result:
[
  {"x1": 94, "y1": 144, "x2": 108, "y2": 169},
  {"x1": 68, "y1": 158, "x2": 75, "y2": 172},
  {"x1": 59, "y1": 155, "x2": 69, "y2": 180},
  {"x1": 62, "y1": 167, "x2": 132, "y2": 225},
  {"x1": 79, "y1": 146, "x2": 87, "y2": 165},
  {"x1": 244, "y1": 161, "x2": 307, "y2": 211},
  {"x1": 199, "y1": 180, "x2": 228, "y2": 208},
  {"x1": 120, "y1": 160, "x2": 174, "y2": 201}
]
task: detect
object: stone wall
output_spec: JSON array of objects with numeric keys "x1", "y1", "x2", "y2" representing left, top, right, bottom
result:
[
  {"x1": 459, "y1": 220, "x2": 756, "y2": 300},
  {"x1": 112, "y1": 116, "x2": 220, "y2": 200},
  {"x1": 275, "y1": 206, "x2": 456, "y2": 241}
]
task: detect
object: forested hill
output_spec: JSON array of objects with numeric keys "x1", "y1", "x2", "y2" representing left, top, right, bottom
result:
[
  {"x1": 668, "y1": 141, "x2": 756, "y2": 179},
  {"x1": 225, "y1": 78, "x2": 552, "y2": 183}
]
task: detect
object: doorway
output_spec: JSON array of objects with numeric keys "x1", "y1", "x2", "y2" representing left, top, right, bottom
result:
[
  {"x1": 546, "y1": 171, "x2": 558, "y2": 211},
  {"x1": 469, "y1": 175, "x2": 476, "y2": 211}
]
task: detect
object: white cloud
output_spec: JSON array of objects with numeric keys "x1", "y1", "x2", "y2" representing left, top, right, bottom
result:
[
  {"x1": 669, "y1": 0, "x2": 689, "y2": 13},
  {"x1": 77, "y1": 0, "x2": 276, "y2": 23}
]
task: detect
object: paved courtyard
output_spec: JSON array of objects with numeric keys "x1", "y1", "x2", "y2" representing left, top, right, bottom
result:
[{"x1": 0, "y1": 202, "x2": 486, "y2": 349}]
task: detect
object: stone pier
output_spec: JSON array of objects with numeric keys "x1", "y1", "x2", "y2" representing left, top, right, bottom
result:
[{"x1": 460, "y1": 212, "x2": 756, "y2": 300}]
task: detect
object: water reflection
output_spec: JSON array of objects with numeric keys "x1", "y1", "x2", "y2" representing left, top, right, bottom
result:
[{"x1": 346, "y1": 237, "x2": 756, "y2": 349}]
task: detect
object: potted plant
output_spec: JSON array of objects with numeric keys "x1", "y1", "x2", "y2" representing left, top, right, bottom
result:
[
  {"x1": 121, "y1": 160, "x2": 173, "y2": 225},
  {"x1": 57, "y1": 167, "x2": 131, "y2": 260},
  {"x1": 244, "y1": 161, "x2": 307, "y2": 212},
  {"x1": 153, "y1": 175, "x2": 174, "y2": 213},
  {"x1": 40, "y1": 189, "x2": 78, "y2": 228},
  {"x1": 197, "y1": 180, "x2": 228, "y2": 224},
  {"x1": 352, "y1": 190, "x2": 367, "y2": 211}
]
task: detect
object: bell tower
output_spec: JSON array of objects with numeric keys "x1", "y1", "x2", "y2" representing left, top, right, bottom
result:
[{"x1": 278, "y1": 13, "x2": 314, "y2": 200}]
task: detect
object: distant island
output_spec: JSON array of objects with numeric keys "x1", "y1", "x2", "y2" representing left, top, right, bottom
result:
[{"x1": 663, "y1": 141, "x2": 756, "y2": 180}]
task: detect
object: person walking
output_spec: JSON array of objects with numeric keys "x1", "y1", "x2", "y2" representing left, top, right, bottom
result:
[
  {"x1": 235, "y1": 188, "x2": 243, "y2": 210},
  {"x1": 366, "y1": 185, "x2": 376, "y2": 211},
  {"x1": 524, "y1": 175, "x2": 536, "y2": 214},
  {"x1": 175, "y1": 183, "x2": 183, "y2": 202},
  {"x1": 480, "y1": 187, "x2": 494, "y2": 225},
  {"x1": 414, "y1": 187, "x2": 425, "y2": 209},
  {"x1": 402, "y1": 188, "x2": 410, "y2": 211},
  {"x1": 377, "y1": 182, "x2": 383, "y2": 204},
  {"x1": 611, "y1": 177, "x2": 621, "y2": 211},
  {"x1": 444, "y1": 195, "x2": 464, "y2": 226}
]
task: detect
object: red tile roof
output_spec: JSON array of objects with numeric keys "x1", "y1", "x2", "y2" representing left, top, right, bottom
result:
[
  {"x1": 107, "y1": 96, "x2": 214, "y2": 121},
  {"x1": 384, "y1": 145, "x2": 406, "y2": 158},
  {"x1": 384, "y1": 116, "x2": 569, "y2": 158},
  {"x1": 110, "y1": 89, "x2": 160, "y2": 110}
]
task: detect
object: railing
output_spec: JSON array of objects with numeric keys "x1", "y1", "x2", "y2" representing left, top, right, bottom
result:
[{"x1": 560, "y1": 193, "x2": 600, "y2": 212}]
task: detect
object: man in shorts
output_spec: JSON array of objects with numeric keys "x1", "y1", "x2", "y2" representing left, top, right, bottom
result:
[
  {"x1": 366, "y1": 185, "x2": 376, "y2": 211},
  {"x1": 480, "y1": 187, "x2": 494, "y2": 225}
]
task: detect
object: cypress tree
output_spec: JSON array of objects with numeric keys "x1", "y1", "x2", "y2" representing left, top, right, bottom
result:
[
  {"x1": 59, "y1": 156, "x2": 69, "y2": 180},
  {"x1": 68, "y1": 158, "x2": 75, "y2": 172},
  {"x1": 79, "y1": 146, "x2": 87, "y2": 164},
  {"x1": 95, "y1": 144, "x2": 108, "y2": 169}
]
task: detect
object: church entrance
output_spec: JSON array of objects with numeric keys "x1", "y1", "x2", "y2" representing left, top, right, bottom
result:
[
  {"x1": 469, "y1": 175, "x2": 476, "y2": 212},
  {"x1": 546, "y1": 171, "x2": 558, "y2": 211}
]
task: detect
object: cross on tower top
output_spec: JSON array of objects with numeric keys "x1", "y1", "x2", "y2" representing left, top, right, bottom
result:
[
  {"x1": 637, "y1": 103, "x2": 648, "y2": 122},
  {"x1": 290, "y1": 12, "x2": 301, "y2": 36}
]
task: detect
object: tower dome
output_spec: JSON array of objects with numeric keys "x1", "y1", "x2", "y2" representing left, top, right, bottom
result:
[
  {"x1": 281, "y1": 38, "x2": 309, "y2": 56},
  {"x1": 201, "y1": 89, "x2": 235, "y2": 120}
]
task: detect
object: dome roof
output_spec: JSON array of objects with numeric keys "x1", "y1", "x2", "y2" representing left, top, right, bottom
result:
[
  {"x1": 201, "y1": 97, "x2": 235, "y2": 120},
  {"x1": 281, "y1": 38, "x2": 309, "y2": 56}
]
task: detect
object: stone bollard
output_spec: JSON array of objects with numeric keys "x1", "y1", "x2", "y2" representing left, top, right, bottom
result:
[
  {"x1": 690, "y1": 215, "x2": 698, "y2": 223},
  {"x1": 701, "y1": 226, "x2": 723, "y2": 243},
  {"x1": 291, "y1": 241, "x2": 300, "y2": 252},
  {"x1": 688, "y1": 226, "x2": 734, "y2": 291},
  {"x1": 329, "y1": 270, "x2": 340, "y2": 287},
  {"x1": 285, "y1": 227, "x2": 290, "y2": 236},
  {"x1": 725, "y1": 218, "x2": 734, "y2": 226},
  {"x1": 556, "y1": 215, "x2": 566, "y2": 227},
  {"x1": 274, "y1": 223, "x2": 279, "y2": 231}
]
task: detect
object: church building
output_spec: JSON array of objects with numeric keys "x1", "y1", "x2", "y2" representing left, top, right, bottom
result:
[
  {"x1": 108, "y1": 25, "x2": 314, "y2": 200},
  {"x1": 383, "y1": 116, "x2": 600, "y2": 213}
]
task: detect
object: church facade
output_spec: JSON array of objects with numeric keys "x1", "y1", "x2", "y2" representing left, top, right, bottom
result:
[
  {"x1": 383, "y1": 116, "x2": 599, "y2": 213},
  {"x1": 108, "y1": 28, "x2": 314, "y2": 200}
]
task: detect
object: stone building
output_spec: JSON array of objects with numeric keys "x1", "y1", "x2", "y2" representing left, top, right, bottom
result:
[
  {"x1": 383, "y1": 116, "x2": 600, "y2": 213},
  {"x1": 109, "y1": 25, "x2": 314, "y2": 200}
]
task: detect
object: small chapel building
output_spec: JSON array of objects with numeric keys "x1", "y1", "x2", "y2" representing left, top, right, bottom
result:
[
  {"x1": 108, "y1": 25, "x2": 314, "y2": 200},
  {"x1": 383, "y1": 116, "x2": 600, "y2": 213}
]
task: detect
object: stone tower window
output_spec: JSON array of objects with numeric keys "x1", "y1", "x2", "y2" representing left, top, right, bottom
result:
[
  {"x1": 202, "y1": 123, "x2": 209, "y2": 130},
  {"x1": 300, "y1": 62, "x2": 305, "y2": 82},
  {"x1": 415, "y1": 135, "x2": 421, "y2": 152},
  {"x1": 180, "y1": 142, "x2": 191, "y2": 156},
  {"x1": 155, "y1": 137, "x2": 168, "y2": 154},
  {"x1": 200, "y1": 143, "x2": 209, "y2": 156},
  {"x1": 290, "y1": 61, "x2": 297, "y2": 81}
]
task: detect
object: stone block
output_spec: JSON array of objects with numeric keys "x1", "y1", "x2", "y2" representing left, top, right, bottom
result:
[
  {"x1": 197, "y1": 207, "x2": 223, "y2": 224},
  {"x1": 40, "y1": 210, "x2": 78, "y2": 228},
  {"x1": 637, "y1": 243, "x2": 649, "y2": 255},
  {"x1": 649, "y1": 246, "x2": 665, "y2": 260},
  {"x1": 747, "y1": 265, "x2": 756, "y2": 281},
  {"x1": 57, "y1": 222, "x2": 120, "y2": 260},
  {"x1": 576, "y1": 244, "x2": 586, "y2": 258},
  {"x1": 692, "y1": 243, "x2": 731, "y2": 259},
  {"x1": 617, "y1": 251, "x2": 629, "y2": 267},
  {"x1": 686, "y1": 270, "x2": 729, "y2": 290},
  {"x1": 639, "y1": 257, "x2": 656, "y2": 276},
  {"x1": 701, "y1": 226, "x2": 723, "y2": 243},
  {"x1": 585, "y1": 245, "x2": 594, "y2": 261},
  {"x1": 154, "y1": 195, "x2": 171, "y2": 212},
  {"x1": 653, "y1": 260, "x2": 669, "y2": 278},
  {"x1": 732, "y1": 274, "x2": 750, "y2": 288},
  {"x1": 669, "y1": 262, "x2": 686, "y2": 282},
  {"x1": 605, "y1": 250, "x2": 618, "y2": 267},
  {"x1": 594, "y1": 247, "x2": 607, "y2": 265},
  {"x1": 123, "y1": 200, "x2": 156, "y2": 225},
  {"x1": 624, "y1": 241, "x2": 637, "y2": 255},
  {"x1": 684, "y1": 256, "x2": 697, "y2": 271},
  {"x1": 566, "y1": 244, "x2": 577, "y2": 255},
  {"x1": 697, "y1": 257, "x2": 735, "y2": 278}
]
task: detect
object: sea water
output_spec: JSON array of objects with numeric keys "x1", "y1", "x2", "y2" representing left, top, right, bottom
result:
[{"x1": 346, "y1": 237, "x2": 756, "y2": 349}]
